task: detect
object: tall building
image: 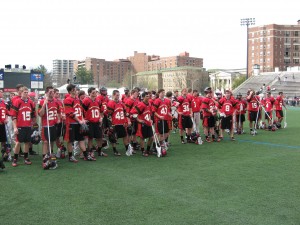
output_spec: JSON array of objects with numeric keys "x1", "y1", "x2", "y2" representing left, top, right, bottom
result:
[
  {"x1": 52, "y1": 59, "x2": 75, "y2": 87},
  {"x1": 248, "y1": 20, "x2": 300, "y2": 75},
  {"x1": 73, "y1": 57, "x2": 132, "y2": 87}
]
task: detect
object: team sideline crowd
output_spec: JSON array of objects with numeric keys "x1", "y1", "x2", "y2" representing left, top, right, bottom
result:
[{"x1": 0, "y1": 83, "x2": 287, "y2": 170}]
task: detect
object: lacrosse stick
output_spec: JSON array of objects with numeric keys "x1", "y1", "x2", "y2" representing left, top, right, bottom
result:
[
  {"x1": 253, "y1": 107, "x2": 260, "y2": 136},
  {"x1": 191, "y1": 117, "x2": 202, "y2": 145},
  {"x1": 4, "y1": 124, "x2": 12, "y2": 161},
  {"x1": 126, "y1": 124, "x2": 134, "y2": 156},
  {"x1": 284, "y1": 109, "x2": 287, "y2": 128},
  {"x1": 151, "y1": 124, "x2": 161, "y2": 157},
  {"x1": 161, "y1": 119, "x2": 168, "y2": 150},
  {"x1": 45, "y1": 103, "x2": 57, "y2": 169}
]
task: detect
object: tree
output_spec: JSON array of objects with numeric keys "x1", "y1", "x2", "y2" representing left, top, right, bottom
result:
[
  {"x1": 232, "y1": 76, "x2": 247, "y2": 90},
  {"x1": 75, "y1": 67, "x2": 94, "y2": 84},
  {"x1": 34, "y1": 65, "x2": 52, "y2": 89}
]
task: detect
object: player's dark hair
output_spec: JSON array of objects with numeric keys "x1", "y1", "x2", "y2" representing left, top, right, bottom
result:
[
  {"x1": 113, "y1": 90, "x2": 119, "y2": 96},
  {"x1": 45, "y1": 86, "x2": 54, "y2": 93},
  {"x1": 66, "y1": 84, "x2": 76, "y2": 93},
  {"x1": 88, "y1": 87, "x2": 95, "y2": 94}
]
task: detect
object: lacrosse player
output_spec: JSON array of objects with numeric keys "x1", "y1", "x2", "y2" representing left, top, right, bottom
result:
[
  {"x1": 246, "y1": 89, "x2": 260, "y2": 135},
  {"x1": 177, "y1": 88, "x2": 193, "y2": 144},
  {"x1": 38, "y1": 86, "x2": 61, "y2": 169},
  {"x1": 274, "y1": 92, "x2": 287, "y2": 126},
  {"x1": 131, "y1": 92, "x2": 153, "y2": 157},
  {"x1": 152, "y1": 89, "x2": 170, "y2": 148},
  {"x1": 11, "y1": 87, "x2": 36, "y2": 167},
  {"x1": 201, "y1": 87, "x2": 218, "y2": 142},
  {"x1": 0, "y1": 90, "x2": 9, "y2": 161},
  {"x1": 124, "y1": 89, "x2": 140, "y2": 152},
  {"x1": 235, "y1": 93, "x2": 247, "y2": 134},
  {"x1": 64, "y1": 84, "x2": 95, "y2": 162},
  {"x1": 218, "y1": 90, "x2": 237, "y2": 141},
  {"x1": 106, "y1": 90, "x2": 130, "y2": 156},
  {"x1": 82, "y1": 87, "x2": 108, "y2": 157}
]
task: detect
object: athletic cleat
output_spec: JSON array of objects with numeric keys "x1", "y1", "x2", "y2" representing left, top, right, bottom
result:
[
  {"x1": 84, "y1": 155, "x2": 96, "y2": 161},
  {"x1": 24, "y1": 158, "x2": 32, "y2": 165},
  {"x1": 12, "y1": 159, "x2": 18, "y2": 167},
  {"x1": 69, "y1": 156, "x2": 78, "y2": 163},
  {"x1": 113, "y1": 151, "x2": 121, "y2": 156},
  {"x1": 231, "y1": 137, "x2": 236, "y2": 141},
  {"x1": 142, "y1": 151, "x2": 149, "y2": 157},
  {"x1": 217, "y1": 137, "x2": 223, "y2": 142},
  {"x1": 98, "y1": 151, "x2": 108, "y2": 157},
  {"x1": 206, "y1": 138, "x2": 211, "y2": 143},
  {"x1": 181, "y1": 140, "x2": 186, "y2": 144}
]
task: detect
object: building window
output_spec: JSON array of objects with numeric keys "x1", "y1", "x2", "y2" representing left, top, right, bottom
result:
[
  {"x1": 293, "y1": 59, "x2": 300, "y2": 64},
  {"x1": 295, "y1": 31, "x2": 299, "y2": 37}
]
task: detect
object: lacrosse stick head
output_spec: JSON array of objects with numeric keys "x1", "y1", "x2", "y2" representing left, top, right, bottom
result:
[
  {"x1": 31, "y1": 131, "x2": 41, "y2": 145},
  {"x1": 126, "y1": 144, "x2": 133, "y2": 156}
]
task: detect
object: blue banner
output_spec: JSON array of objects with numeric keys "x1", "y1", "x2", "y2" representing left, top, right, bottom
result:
[
  {"x1": 30, "y1": 73, "x2": 44, "y2": 81},
  {"x1": 0, "y1": 70, "x2": 3, "y2": 80}
]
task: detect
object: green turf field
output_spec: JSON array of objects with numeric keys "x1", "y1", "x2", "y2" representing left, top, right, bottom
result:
[{"x1": 1, "y1": 107, "x2": 300, "y2": 225}]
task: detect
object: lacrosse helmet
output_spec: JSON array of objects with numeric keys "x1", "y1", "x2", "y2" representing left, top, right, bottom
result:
[
  {"x1": 275, "y1": 122, "x2": 281, "y2": 129},
  {"x1": 31, "y1": 131, "x2": 41, "y2": 145}
]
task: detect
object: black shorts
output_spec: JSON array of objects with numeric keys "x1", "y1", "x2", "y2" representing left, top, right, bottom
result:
[
  {"x1": 141, "y1": 124, "x2": 153, "y2": 139},
  {"x1": 87, "y1": 122, "x2": 102, "y2": 139},
  {"x1": 0, "y1": 124, "x2": 7, "y2": 142},
  {"x1": 56, "y1": 122, "x2": 65, "y2": 138},
  {"x1": 127, "y1": 120, "x2": 138, "y2": 135},
  {"x1": 265, "y1": 111, "x2": 272, "y2": 120},
  {"x1": 203, "y1": 116, "x2": 216, "y2": 128},
  {"x1": 181, "y1": 115, "x2": 193, "y2": 129},
  {"x1": 235, "y1": 114, "x2": 245, "y2": 123},
  {"x1": 157, "y1": 120, "x2": 169, "y2": 134},
  {"x1": 114, "y1": 125, "x2": 127, "y2": 139},
  {"x1": 102, "y1": 115, "x2": 110, "y2": 129},
  {"x1": 43, "y1": 126, "x2": 57, "y2": 142},
  {"x1": 221, "y1": 116, "x2": 233, "y2": 130},
  {"x1": 248, "y1": 111, "x2": 259, "y2": 122},
  {"x1": 17, "y1": 127, "x2": 32, "y2": 143},
  {"x1": 67, "y1": 124, "x2": 85, "y2": 142}
]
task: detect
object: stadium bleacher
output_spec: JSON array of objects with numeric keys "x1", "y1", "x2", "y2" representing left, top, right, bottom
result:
[{"x1": 233, "y1": 72, "x2": 300, "y2": 98}]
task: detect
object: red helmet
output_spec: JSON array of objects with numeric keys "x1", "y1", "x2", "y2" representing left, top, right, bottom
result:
[{"x1": 161, "y1": 149, "x2": 167, "y2": 157}]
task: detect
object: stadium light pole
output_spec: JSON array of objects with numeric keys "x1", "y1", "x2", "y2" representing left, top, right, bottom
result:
[{"x1": 241, "y1": 18, "x2": 255, "y2": 79}]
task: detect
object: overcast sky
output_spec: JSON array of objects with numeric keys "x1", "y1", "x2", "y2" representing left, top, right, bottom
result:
[{"x1": 1, "y1": 0, "x2": 299, "y2": 71}]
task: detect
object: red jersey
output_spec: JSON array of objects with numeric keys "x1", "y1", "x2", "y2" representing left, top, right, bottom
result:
[
  {"x1": 192, "y1": 96, "x2": 202, "y2": 113},
  {"x1": 218, "y1": 97, "x2": 237, "y2": 116},
  {"x1": 82, "y1": 97, "x2": 102, "y2": 123},
  {"x1": 152, "y1": 98, "x2": 170, "y2": 121},
  {"x1": 64, "y1": 96, "x2": 84, "y2": 124},
  {"x1": 131, "y1": 101, "x2": 152, "y2": 126},
  {"x1": 177, "y1": 96, "x2": 191, "y2": 116},
  {"x1": 38, "y1": 99, "x2": 61, "y2": 127},
  {"x1": 124, "y1": 97, "x2": 140, "y2": 116},
  {"x1": 54, "y1": 97, "x2": 65, "y2": 116},
  {"x1": 97, "y1": 94, "x2": 110, "y2": 114},
  {"x1": 236, "y1": 99, "x2": 247, "y2": 115},
  {"x1": 107, "y1": 100, "x2": 126, "y2": 125},
  {"x1": 201, "y1": 97, "x2": 217, "y2": 117},
  {"x1": 275, "y1": 96, "x2": 284, "y2": 110},
  {"x1": 11, "y1": 98, "x2": 36, "y2": 127},
  {"x1": 121, "y1": 94, "x2": 130, "y2": 103},
  {"x1": 247, "y1": 96, "x2": 260, "y2": 112},
  {"x1": 263, "y1": 97, "x2": 275, "y2": 112},
  {"x1": 0, "y1": 100, "x2": 8, "y2": 123}
]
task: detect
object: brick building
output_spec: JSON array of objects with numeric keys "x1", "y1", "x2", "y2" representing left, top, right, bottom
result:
[
  {"x1": 248, "y1": 20, "x2": 300, "y2": 75},
  {"x1": 128, "y1": 51, "x2": 203, "y2": 73},
  {"x1": 74, "y1": 57, "x2": 132, "y2": 87}
]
